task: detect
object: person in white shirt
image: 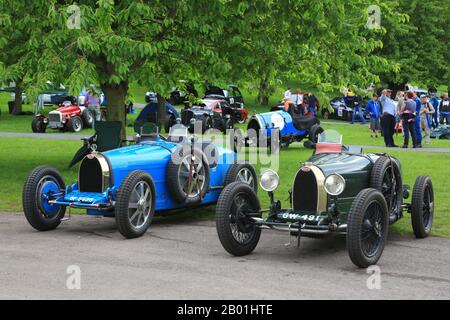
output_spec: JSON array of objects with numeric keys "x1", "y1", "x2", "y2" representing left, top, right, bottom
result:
[{"x1": 284, "y1": 87, "x2": 292, "y2": 100}]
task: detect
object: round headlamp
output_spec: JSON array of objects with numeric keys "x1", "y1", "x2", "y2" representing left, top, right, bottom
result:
[
  {"x1": 259, "y1": 169, "x2": 280, "y2": 192},
  {"x1": 324, "y1": 174, "x2": 346, "y2": 196}
]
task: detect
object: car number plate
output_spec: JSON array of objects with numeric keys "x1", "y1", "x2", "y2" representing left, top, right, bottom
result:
[
  {"x1": 338, "y1": 107, "x2": 343, "y2": 117},
  {"x1": 281, "y1": 213, "x2": 321, "y2": 222}
]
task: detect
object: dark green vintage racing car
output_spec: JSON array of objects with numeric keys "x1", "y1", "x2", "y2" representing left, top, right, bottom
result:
[{"x1": 216, "y1": 130, "x2": 434, "y2": 268}]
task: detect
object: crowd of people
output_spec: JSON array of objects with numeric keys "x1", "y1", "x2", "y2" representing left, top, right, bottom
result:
[
  {"x1": 283, "y1": 87, "x2": 319, "y2": 118},
  {"x1": 281, "y1": 86, "x2": 450, "y2": 149},
  {"x1": 367, "y1": 89, "x2": 449, "y2": 148}
]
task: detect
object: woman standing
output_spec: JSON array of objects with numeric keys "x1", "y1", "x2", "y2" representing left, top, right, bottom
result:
[{"x1": 400, "y1": 91, "x2": 418, "y2": 148}]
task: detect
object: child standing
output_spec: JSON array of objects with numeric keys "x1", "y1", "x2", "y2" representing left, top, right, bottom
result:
[{"x1": 365, "y1": 94, "x2": 381, "y2": 138}]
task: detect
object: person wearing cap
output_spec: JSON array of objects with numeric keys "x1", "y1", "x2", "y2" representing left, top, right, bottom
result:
[
  {"x1": 419, "y1": 95, "x2": 435, "y2": 145},
  {"x1": 429, "y1": 93, "x2": 440, "y2": 128},
  {"x1": 379, "y1": 89, "x2": 398, "y2": 147},
  {"x1": 413, "y1": 91, "x2": 423, "y2": 146}
]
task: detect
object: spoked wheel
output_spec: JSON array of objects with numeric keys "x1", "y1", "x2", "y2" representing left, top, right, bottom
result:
[
  {"x1": 224, "y1": 161, "x2": 258, "y2": 193},
  {"x1": 23, "y1": 166, "x2": 66, "y2": 231},
  {"x1": 216, "y1": 182, "x2": 261, "y2": 256},
  {"x1": 411, "y1": 175, "x2": 434, "y2": 238},
  {"x1": 167, "y1": 147, "x2": 210, "y2": 205},
  {"x1": 370, "y1": 157, "x2": 402, "y2": 224},
  {"x1": 115, "y1": 170, "x2": 156, "y2": 239},
  {"x1": 68, "y1": 116, "x2": 83, "y2": 132},
  {"x1": 347, "y1": 188, "x2": 388, "y2": 268},
  {"x1": 82, "y1": 109, "x2": 94, "y2": 128}
]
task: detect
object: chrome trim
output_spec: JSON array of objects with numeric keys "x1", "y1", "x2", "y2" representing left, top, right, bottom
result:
[
  {"x1": 291, "y1": 165, "x2": 327, "y2": 214},
  {"x1": 78, "y1": 153, "x2": 111, "y2": 192}
]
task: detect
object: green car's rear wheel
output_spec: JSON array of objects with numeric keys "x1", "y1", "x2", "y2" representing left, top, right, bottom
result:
[
  {"x1": 216, "y1": 182, "x2": 261, "y2": 256},
  {"x1": 347, "y1": 188, "x2": 388, "y2": 268}
]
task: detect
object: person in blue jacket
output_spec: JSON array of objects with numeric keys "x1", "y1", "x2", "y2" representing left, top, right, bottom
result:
[
  {"x1": 365, "y1": 94, "x2": 381, "y2": 138},
  {"x1": 429, "y1": 93, "x2": 440, "y2": 128},
  {"x1": 413, "y1": 91, "x2": 423, "y2": 147}
]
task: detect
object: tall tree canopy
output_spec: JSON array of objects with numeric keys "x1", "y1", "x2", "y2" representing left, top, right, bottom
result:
[{"x1": 0, "y1": 0, "x2": 447, "y2": 129}]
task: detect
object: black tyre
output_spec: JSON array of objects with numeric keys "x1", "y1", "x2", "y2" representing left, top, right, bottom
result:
[
  {"x1": 216, "y1": 182, "x2": 261, "y2": 256},
  {"x1": 22, "y1": 166, "x2": 66, "y2": 231},
  {"x1": 31, "y1": 117, "x2": 47, "y2": 133},
  {"x1": 308, "y1": 124, "x2": 324, "y2": 143},
  {"x1": 411, "y1": 175, "x2": 434, "y2": 238},
  {"x1": 82, "y1": 109, "x2": 94, "y2": 128},
  {"x1": 347, "y1": 188, "x2": 389, "y2": 268},
  {"x1": 115, "y1": 170, "x2": 156, "y2": 239},
  {"x1": 224, "y1": 161, "x2": 258, "y2": 193},
  {"x1": 165, "y1": 115, "x2": 176, "y2": 133},
  {"x1": 166, "y1": 146, "x2": 210, "y2": 205},
  {"x1": 223, "y1": 118, "x2": 234, "y2": 133},
  {"x1": 67, "y1": 116, "x2": 83, "y2": 132},
  {"x1": 370, "y1": 156, "x2": 402, "y2": 224},
  {"x1": 202, "y1": 116, "x2": 213, "y2": 133}
]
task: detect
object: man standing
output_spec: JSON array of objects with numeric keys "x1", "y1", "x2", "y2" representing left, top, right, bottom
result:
[
  {"x1": 439, "y1": 93, "x2": 450, "y2": 124},
  {"x1": 366, "y1": 94, "x2": 381, "y2": 138},
  {"x1": 345, "y1": 92, "x2": 366, "y2": 124},
  {"x1": 284, "y1": 87, "x2": 292, "y2": 100},
  {"x1": 413, "y1": 91, "x2": 423, "y2": 147},
  {"x1": 429, "y1": 93, "x2": 440, "y2": 128},
  {"x1": 379, "y1": 89, "x2": 398, "y2": 148},
  {"x1": 419, "y1": 95, "x2": 435, "y2": 145},
  {"x1": 293, "y1": 88, "x2": 303, "y2": 115}
]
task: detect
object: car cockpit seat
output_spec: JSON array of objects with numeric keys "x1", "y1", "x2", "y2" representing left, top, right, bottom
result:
[{"x1": 286, "y1": 104, "x2": 320, "y2": 131}]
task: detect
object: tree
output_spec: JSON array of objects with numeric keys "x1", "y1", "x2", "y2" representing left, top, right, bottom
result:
[
  {"x1": 23, "y1": 0, "x2": 251, "y2": 138},
  {"x1": 376, "y1": 0, "x2": 449, "y2": 90}
]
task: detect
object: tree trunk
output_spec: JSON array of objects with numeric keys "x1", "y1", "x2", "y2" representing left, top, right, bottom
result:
[
  {"x1": 257, "y1": 76, "x2": 270, "y2": 106},
  {"x1": 157, "y1": 93, "x2": 166, "y2": 133},
  {"x1": 101, "y1": 81, "x2": 128, "y2": 140},
  {"x1": 12, "y1": 78, "x2": 23, "y2": 115}
]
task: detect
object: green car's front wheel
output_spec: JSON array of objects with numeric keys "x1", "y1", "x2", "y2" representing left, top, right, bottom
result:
[
  {"x1": 23, "y1": 166, "x2": 66, "y2": 231},
  {"x1": 347, "y1": 188, "x2": 389, "y2": 268},
  {"x1": 216, "y1": 182, "x2": 261, "y2": 256},
  {"x1": 115, "y1": 170, "x2": 156, "y2": 239}
]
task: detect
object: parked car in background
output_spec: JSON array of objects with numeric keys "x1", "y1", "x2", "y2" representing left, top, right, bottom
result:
[
  {"x1": 31, "y1": 99, "x2": 103, "y2": 133},
  {"x1": 167, "y1": 81, "x2": 198, "y2": 105},
  {"x1": 204, "y1": 84, "x2": 247, "y2": 123},
  {"x1": 180, "y1": 100, "x2": 234, "y2": 134},
  {"x1": 323, "y1": 97, "x2": 370, "y2": 122}
]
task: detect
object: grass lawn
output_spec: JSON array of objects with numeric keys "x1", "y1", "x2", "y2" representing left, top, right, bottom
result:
[{"x1": 1, "y1": 136, "x2": 449, "y2": 237}]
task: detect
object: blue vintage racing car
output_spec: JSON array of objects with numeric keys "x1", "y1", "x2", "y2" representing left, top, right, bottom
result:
[
  {"x1": 246, "y1": 107, "x2": 323, "y2": 149},
  {"x1": 22, "y1": 125, "x2": 257, "y2": 238}
]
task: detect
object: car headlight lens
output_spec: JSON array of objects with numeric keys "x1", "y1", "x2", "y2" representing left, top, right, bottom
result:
[
  {"x1": 260, "y1": 169, "x2": 280, "y2": 192},
  {"x1": 324, "y1": 174, "x2": 346, "y2": 196}
]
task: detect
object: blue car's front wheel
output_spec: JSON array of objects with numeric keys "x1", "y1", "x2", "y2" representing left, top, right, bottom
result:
[
  {"x1": 23, "y1": 166, "x2": 66, "y2": 231},
  {"x1": 115, "y1": 170, "x2": 156, "y2": 239}
]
